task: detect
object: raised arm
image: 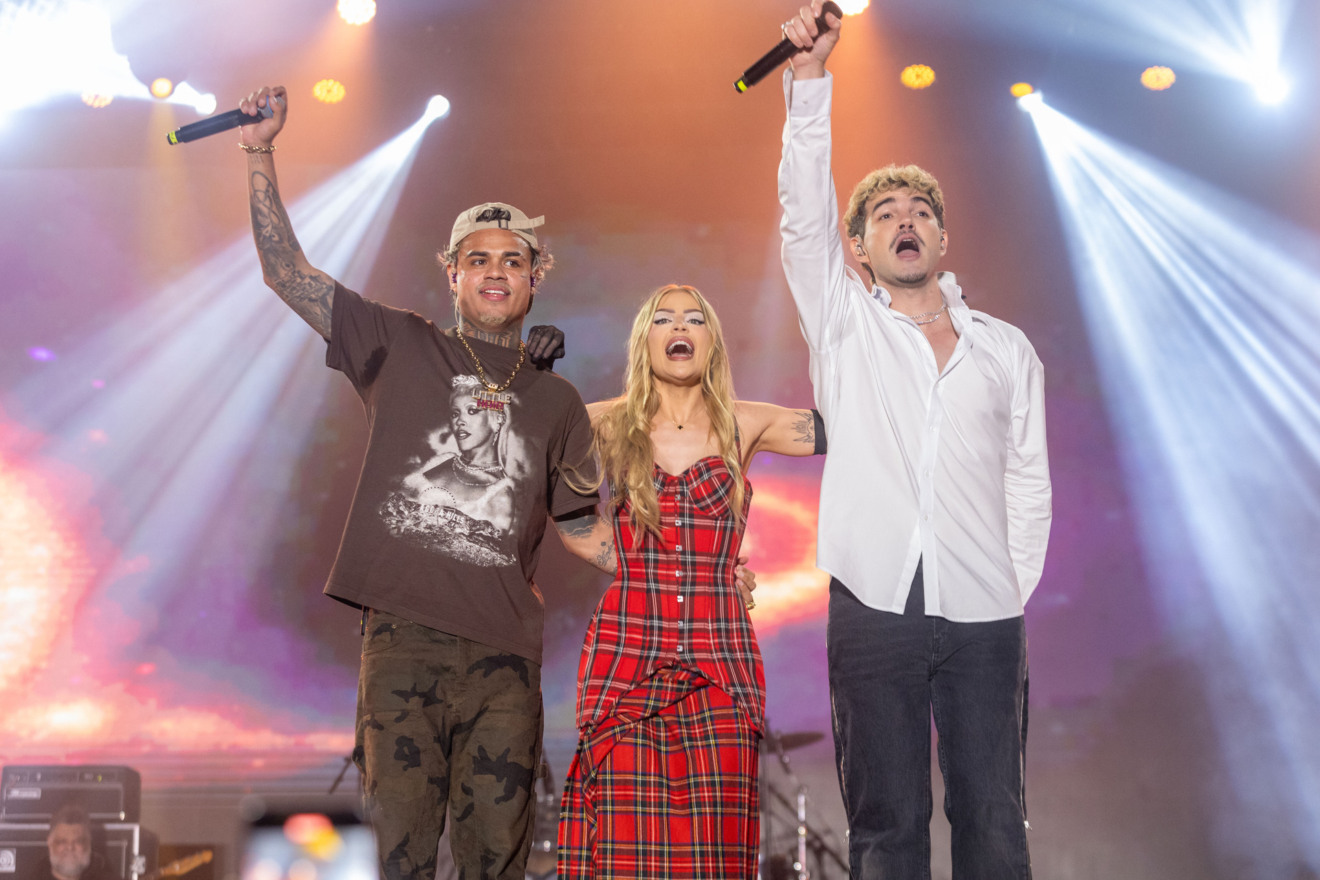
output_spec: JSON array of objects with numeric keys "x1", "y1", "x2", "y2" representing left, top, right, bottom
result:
[
  {"x1": 239, "y1": 86, "x2": 337, "y2": 339},
  {"x1": 736, "y1": 400, "x2": 825, "y2": 467},
  {"x1": 778, "y1": 4, "x2": 855, "y2": 358}
]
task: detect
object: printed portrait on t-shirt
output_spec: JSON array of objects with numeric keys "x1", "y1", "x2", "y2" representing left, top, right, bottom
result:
[{"x1": 379, "y1": 374, "x2": 528, "y2": 566}]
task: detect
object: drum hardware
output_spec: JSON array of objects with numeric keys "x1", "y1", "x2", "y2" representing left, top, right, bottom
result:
[{"x1": 759, "y1": 724, "x2": 846, "y2": 880}]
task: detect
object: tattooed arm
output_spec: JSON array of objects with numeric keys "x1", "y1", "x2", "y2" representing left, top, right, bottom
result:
[
  {"x1": 552, "y1": 506, "x2": 617, "y2": 575},
  {"x1": 735, "y1": 400, "x2": 825, "y2": 467},
  {"x1": 238, "y1": 85, "x2": 337, "y2": 339}
]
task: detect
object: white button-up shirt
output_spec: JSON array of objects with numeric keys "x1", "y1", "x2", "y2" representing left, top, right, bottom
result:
[{"x1": 779, "y1": 72, "x2": 1052, "y2": 621}]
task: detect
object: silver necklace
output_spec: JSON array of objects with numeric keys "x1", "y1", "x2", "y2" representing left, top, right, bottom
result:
[{"x1": 911, "y1": 304, "x2": 947, "y2": 326}]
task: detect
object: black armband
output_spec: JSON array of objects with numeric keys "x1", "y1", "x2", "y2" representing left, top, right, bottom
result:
[{"x1": 812, "y1": 408, "x2": 827, "y2": 455}]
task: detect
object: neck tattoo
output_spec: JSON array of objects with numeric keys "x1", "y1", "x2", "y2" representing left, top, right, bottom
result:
[{"x1": 910, "y1": 303, "x2": 948, "y2": 326}]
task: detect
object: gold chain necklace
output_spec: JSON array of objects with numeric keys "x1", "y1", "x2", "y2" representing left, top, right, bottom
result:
[{"x1": 456, "y1": 330, "x2": 526, "y2": 393}]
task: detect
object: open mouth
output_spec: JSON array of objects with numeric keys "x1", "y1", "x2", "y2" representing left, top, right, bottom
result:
[
  {"x1": 479, "y1": 286, "x2": 510, "y2": 299},
  {"x1": 665, "y1": 338, "x2": 694, "y2": 359},
  {"x1": 895, "y1": 236, "x2": 920, "y2": 255}
]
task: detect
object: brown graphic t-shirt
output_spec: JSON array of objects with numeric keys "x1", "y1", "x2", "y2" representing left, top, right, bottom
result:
[{"x1": 324, "y1": 283, "x2": 599, "y2": 663}]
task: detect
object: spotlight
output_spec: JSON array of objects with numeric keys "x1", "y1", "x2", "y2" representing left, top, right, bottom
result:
[
  {"x1": 313, "y1": 79, "x2": 347, "y2": 105},
  {"x1": 1252, "y1": 70, "x2": 1290, "y2": 105},
  {"x1": 1141, "y1": 66, "x2": 1176, "y2": 91},
  {"x1": 836, "y1": 0, "x2": 869, "y2": 12},
  {"x1": 150, "y1": 77, "x2": 174, "y2": 99},
  {"x1": 81, "y1": 92, "x2": 113, "y2": 109},
  {"x1": 900, "y1": 64, "x2": 936, "y2": 90},
  {"x1": 423, "y1": 95, "x2": 451, "y2": 124},
  {"x1": 169, "y1": 82, "x2": 217, "y2": 115},
  {"x1": 1010, "y1": 82, "x2": 1035, "y2": 98},
  {"x1": 337, "y1": 0, "x2": 376, "y2": 26},
  {"x1": 1017, "y1": 91, "x2": 1044, "y2": 112}
]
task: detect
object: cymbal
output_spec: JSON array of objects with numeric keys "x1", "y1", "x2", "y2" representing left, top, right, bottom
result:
[{"x1": 760, "y1": 731, "x2": 824, "y2": 752}]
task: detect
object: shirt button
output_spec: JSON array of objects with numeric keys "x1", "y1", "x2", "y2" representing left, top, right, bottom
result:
[
  {"x1": 676, "y1": 645, "x2": 684, "y2": 653},
  {"x1": 677, "y1": 595, "x2": 684, "y2": 603},
  {"x1": 675, "y1": 571, "x2": 683, "y2": 578},
  {"x1": 676, "y1": 545, "x2": 683, "y2": 551}
]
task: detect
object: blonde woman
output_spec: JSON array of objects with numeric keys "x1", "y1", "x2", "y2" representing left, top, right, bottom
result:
[{"x1": 557, "y1": 284, "x2": 825, "y2": 879}]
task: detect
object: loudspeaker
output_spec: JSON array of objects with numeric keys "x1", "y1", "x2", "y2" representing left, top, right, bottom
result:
[
  {"x1": 0, "y1": 822, "x2": 149, "y2": 880},
  {"x1": 1, "y1": 767, "x2": 140, "y2": 823}
]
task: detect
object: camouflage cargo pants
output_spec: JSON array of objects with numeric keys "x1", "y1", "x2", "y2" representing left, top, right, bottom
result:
[{"x1": 354, "y1": 609, "x2": 543, "y2": 880}]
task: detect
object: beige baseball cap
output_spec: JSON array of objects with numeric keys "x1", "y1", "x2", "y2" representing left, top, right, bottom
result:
[{"x1": 449, "y1": 202, "x2": 545, "y2": 253}]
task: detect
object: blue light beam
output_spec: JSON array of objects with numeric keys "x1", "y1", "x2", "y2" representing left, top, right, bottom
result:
[{"x1": 1025, "y1": 98, "x2": 1320, "y2": 874}]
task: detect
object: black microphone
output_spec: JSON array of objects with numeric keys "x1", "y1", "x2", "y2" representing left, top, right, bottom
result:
[
  {"x1": 734, "y1": 1, "x2": 844, "y2": 93},
  {"x1": 166, "y1": 102, "x2": 274, "y2": 145}
]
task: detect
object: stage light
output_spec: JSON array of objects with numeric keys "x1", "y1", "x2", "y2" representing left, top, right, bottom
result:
[
  {"x1": 1252, "y1": 69, "x2": 1290, "y2": 105},
  {"x1": 1016, "y1": 91, "x2": 1044, "y2": 112},
  {"x1": 313, "y1": 79, "x2": 347, "y2": 105},
  {"x1": 1072, "y1": 0, "x2": 1294, "y2": 106},
  {"x1": 1010, "y1": 82, "x2": 1034, "y2": 98},
  {"x1": 81, "y1": 92, "x2": 113, "y2": 109},
  {"x1": 423, "y1": 95, "x2": 451, "y2": 124},
  {"x1": 337, "y1": 0, "x2": 376, "y2": 26},
  {"x1": 1140, "y1": 65, "x2": 1176, "y2": 91},
  {"x1": 0, "y1": 0, "x2": 150, "y2": 120},
  {"x1": 150, "y1": 77, "x2": 175, "y2": 99},
  {"x1": 169, "y1": 82, "x2": 218, "y2": 115},
  {"x1": 837, "y1": 0, "x2": 869, "y2": 13},
  {"x1": 1025, "y1": 99, "x2": 1320, "y2": 867},
  {"x1": 900, "y1": 64, "x2": 936, "y2": 90}
]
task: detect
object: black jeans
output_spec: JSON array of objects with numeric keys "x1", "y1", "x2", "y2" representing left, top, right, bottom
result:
[{"x1": 827, "y1": 564, "x2": 1031, "y2": 880}]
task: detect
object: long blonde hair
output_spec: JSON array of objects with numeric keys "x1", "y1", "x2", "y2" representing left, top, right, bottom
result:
[{"x1": 595, "y1": 284, "x2": 746, "y2": 543}]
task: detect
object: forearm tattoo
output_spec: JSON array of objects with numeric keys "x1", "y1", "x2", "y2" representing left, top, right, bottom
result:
[
  {"x1": 250, "y1": 170, "x2": 333, "y2": 337},
  {"x1": 558, "y1": 513, "x2": 617, "y2": 574}
]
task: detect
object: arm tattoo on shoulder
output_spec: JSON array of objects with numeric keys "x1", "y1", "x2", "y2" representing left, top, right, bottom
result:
[
  {"x1": 250, "y1": 171, "x2": 333, "y2": 335},
  {"x1": 792, "y1": 410, "x2": 816, "y2": 447}
]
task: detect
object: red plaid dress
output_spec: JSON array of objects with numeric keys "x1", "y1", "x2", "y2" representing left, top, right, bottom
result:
[{"x1": 558, "y1": 456, "x2": 764, "y2": 879}]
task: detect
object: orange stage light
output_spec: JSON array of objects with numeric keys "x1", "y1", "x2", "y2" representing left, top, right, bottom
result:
[
  {"x1": 837, "y1": 0, "x2": 870, "y2": 12},
  {"x1": 82, "y1": 92, "x2": 113, "y2": 108},
  {"x1": 1141, "y1": 66, "x2": 1176, "y2": 91},
  {"x1": 313, "y1": 78, "x2": 347, "y2": 104},
  {"x1": 1010, "y1": 82, "x2": 1035, "y2": 98},
  {"x1": 900, "y1": 64, "x2": 936, "y2": 90},
  {"x1": 150, "y1": 77, "x2": 174, "y2": 99}
]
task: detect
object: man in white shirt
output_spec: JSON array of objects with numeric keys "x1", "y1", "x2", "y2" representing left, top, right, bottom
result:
[{"x1": 779, "y1": 5, "x2": 1052, "y2": 878}]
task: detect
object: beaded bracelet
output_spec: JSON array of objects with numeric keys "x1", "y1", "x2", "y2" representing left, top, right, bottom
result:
[{"x1": 238, "y1": 142, "x2": 275, "y2": 154}]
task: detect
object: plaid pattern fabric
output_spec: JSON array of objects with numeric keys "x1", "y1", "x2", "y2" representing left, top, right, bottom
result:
[
  {"x1": 576, "y1": 456, "x2": 765, "y2": 732},
  {"x1": 557, "y1": 666, "x2": 761, "y2": 879}
]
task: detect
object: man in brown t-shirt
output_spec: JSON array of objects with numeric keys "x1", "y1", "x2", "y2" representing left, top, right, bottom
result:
[{"x1": 237, "y1": 85, "x2": 616, "y2": 880}]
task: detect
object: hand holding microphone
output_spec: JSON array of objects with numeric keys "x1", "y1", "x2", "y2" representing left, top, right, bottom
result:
[
  {"x1": 165, "y1": 86, "x2": 286, "y2": 147},
  {"x1": 734, "y1": 1, "x2": 843, "y2": 92}
]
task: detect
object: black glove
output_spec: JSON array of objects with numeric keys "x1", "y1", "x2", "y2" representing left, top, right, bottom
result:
[{"x1": 526, "y1": 325, "x2": 566, "y2": 371}]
